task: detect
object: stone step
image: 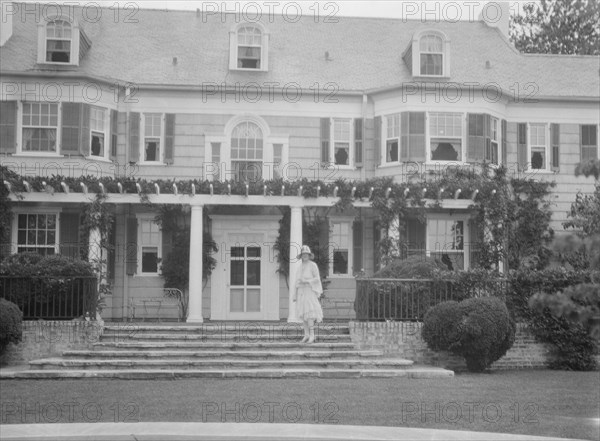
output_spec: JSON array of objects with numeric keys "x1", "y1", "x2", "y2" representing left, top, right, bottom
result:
[
  {"x1": 103, "y1": 324, "x2": 350, "y2": 333},
  {"x1": 100, "y1": 333, "x2": 352, "y2": 342},
  {"x1": 63, "y1": 350, "x2": 383, "y2": 359},
  {"x1": 92, "y1": 342, "x2": 358, "y2": 351},
  {"x1": 29, "y1": 358, "x2": 415, "y2": 370},
  {"x1": 2, "y1": 367, "x2": 454, "y2": 380}
]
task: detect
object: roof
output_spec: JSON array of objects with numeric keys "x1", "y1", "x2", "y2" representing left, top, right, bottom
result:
[{"x1": 1, "y1": 3, "x2": 599, "y2": 98}]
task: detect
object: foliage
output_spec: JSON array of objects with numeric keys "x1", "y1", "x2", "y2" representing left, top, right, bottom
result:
[
  {"x1": 563, "y1": 185, "x2": 600, "y2": 238},
  {"x1": 510, "y1": 0, "x2": 600, "y2": 55},
  {"x1": 0, "y1": 298, "x2": 22, "y2": 355},
  {"x1": 0, "y1": 253, "x2": 95, "y2": 277},
  {"x1": 575, "y1": 159, "x2": 600, "y2": 180},
  {"x1": 0, "y1": 167, "x2": 18, "y2": 261},
  {"x1": 372, "y1": 255, "x2": 446, "y2": 279},
  {"x1": 422, "y1": 297, "x2": 516, "y2": 372}
]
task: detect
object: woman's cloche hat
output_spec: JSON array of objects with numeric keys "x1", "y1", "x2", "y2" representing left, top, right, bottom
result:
[{"x1": 297, "y1": 245, "x2": 314, "y2": 259}]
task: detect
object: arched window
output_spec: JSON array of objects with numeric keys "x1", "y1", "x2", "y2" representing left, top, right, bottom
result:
[
  {"x1": 46, "y1": 20, "x2": 72, "y2": 63},
  {"x1": 237, "y1": 26, "x2": 262, "y2": 69},
  {"x1": 231, "y1": 121, "x2": 263, "y2": 181},
  {"x1": 419, "y1": 34, "x2": 444, "y2": 76}
]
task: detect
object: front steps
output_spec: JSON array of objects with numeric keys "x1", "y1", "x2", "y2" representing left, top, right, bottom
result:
[{"x1": 3, "y1": 322, "x2": 454, "y2": 379}]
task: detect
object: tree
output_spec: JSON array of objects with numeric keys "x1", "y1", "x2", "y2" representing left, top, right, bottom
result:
[{"x1": 510, "y1": 0, "x2": 600, "y2": 55}]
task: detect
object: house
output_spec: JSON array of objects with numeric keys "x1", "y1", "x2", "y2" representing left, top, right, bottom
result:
[{"x1": 0, "y1": 2, "x2": 598, "y2": 322}]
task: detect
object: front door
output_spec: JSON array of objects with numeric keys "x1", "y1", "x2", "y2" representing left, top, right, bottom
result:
[{"x1": 210, "y1": 215, "x2": 280, "y2": 320}]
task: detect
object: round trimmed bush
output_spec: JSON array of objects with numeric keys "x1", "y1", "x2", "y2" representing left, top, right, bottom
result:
[
  {"x1": 0, "y1": 298, "x2": 23, "y2": 354},
  {"x1": 422, "y1": 296, "x2": 516, "y2": 372}
]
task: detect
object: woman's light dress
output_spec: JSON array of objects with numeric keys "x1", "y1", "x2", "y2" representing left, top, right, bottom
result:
[{"x1": 295, "y1": 260, "x2": 324, "y2": 322}]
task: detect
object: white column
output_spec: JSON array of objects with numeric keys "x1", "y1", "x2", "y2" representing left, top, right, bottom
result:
[
  {"x1": 288, "y1": 205, "x2": 303, "y2": 323},
  {"x1": 187, "y1": 204, "x2": 204, "y2": 323}
]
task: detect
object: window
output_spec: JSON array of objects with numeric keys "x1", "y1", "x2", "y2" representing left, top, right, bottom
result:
[
  {"x1": 46, "y1": 20, "x2": 71, "y2": 63},
  {"x1": 90, "y1": 106, "x2": 106, "y2": 158},
  {"x1": 529, "y1": 123, "x2": 547, "y2": 170},
  {"x1": 430, "y1": 112, "x2": 462, "y2": 161},
  {"x1": 419, "y1": 34, "x2": 443, "y2": 76},
  {"x1": 333, "y1": 119, "x2": 351, "y2": 166},
  {"x1": 22, "y1": 102, "x2": 58, "y2": 152},
  {"x1": 330, "y1": 221, "x2": 352, "y2": 276},
  {"x1": 231, "y1": 121, "x2": 263, "y2": 182},
  {"x1": 386, "y1": 114, "x2": 400, "y2": 162},
  {"x1": 581, "y1": 125, "x2": 598, "y2": 162},
  {"x1": 273, "y1": 143, "x2": 283, "y2": 179},
  {"x1": 143, "y1": 113, "x2": 162, "y2": 162},
  {"x1": 16, "y1": 213, "x2": 58, "y2": 255},
  {"x1": 428, "y1": 218, "x2": 465, "y2": 270},
  {"x1": 486, "y1": 117, "x2": 499, "y2": 165},
  {"x1": 237, "y1": 26, "x2": 262, "y2": 69},
  {"x1": 138, "y1": 217, "x2": 161, "y2": 275}
]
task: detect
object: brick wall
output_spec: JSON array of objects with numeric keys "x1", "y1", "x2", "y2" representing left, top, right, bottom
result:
[
  {"x1": 0, "y1": 321, "x2": 103, "y2": 366},
  {"x1": 349, "y1": 321, "x2": 555, "y2": 371}
]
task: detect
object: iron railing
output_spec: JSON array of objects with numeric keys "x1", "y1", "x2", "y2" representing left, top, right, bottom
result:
[
  {"x1": 0, "y1": 276, "x2": 98, "y2": 320},
  {"x1": 355, "y1": 278, "x2": 507, "y2": 321}
]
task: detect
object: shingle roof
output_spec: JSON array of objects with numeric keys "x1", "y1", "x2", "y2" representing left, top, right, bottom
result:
[{"x1": 1, "y1": 3, "x2": 599, "y2": 98}]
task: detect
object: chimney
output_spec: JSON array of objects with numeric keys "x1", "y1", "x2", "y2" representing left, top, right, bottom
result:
[
  {"x1": 480, "y1": 1, "x2": 510, "y2": 41},
  {"x1": 1, "y1": 1, "x2": 14, "y2": 46}
]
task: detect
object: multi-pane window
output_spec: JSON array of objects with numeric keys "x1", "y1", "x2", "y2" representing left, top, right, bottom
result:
[
  {"x1": 211, "y1": 142, "x2": 221, "y2": 180},
  {"x1": 144, "y1": 113, "x2": 162, "y2": 162},
  {"x1": 17, "y1": 214, "x2": 57, "y2": 255},
  {"x1": 386, "y1": 114, "x2": 400, "y2": 162},
  {"x1": 331, "y1": 221, "x2": 351, "y2": 275},
  {"x1": 428, "y1": 219, "x2": 464, "y2": 270},
  {"x1": 22, "y1": 102, "x2": 58, "y2": 152},
  {"x1": 419, "y1": 34, "x2": 443, "y2": 76},
  {"x1": 46, "y1": 20, "x2": 71, "y2": 63},
  {"x1": 530, "y1": 123, "x2": 547, "y2": 169},
  {"x1": 90, "y1": 106, "x2": 105, "y2": 157},
  {"x1": 430, "y1": 112, "x2": 462, "y2": 161},
  {"x1": 333, "y1": 119, "x2": 351, "y2": 166},
  {"x1": 273, "y1": 143, "x2": 283, "y2": 179},
  {"x1": 231, "y1": 121, "x2": 263, "y2": 181},
  {"x1": 581, "y1": 125, "x2": 598, "y2": 162},
  {"x1": 487, "y1": 117, "x2": 499, "y2": 164},
  {"x1": 230, "y1": 246, "x2": 261, "y2": 313},
  {"x1": 237, "y1": 26, "x2": 262, "y2": 69},
  {"x1": 138, "y1": 218, "x2": 161, "y2": 274}
]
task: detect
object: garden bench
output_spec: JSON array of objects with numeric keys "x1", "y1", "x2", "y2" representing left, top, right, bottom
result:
[
  {"x1": 321, "y1": 297, "x2": 355, "y2": 319},
  {"x1": 128, "y1": 289, "x2": 182, "y2": 322}
]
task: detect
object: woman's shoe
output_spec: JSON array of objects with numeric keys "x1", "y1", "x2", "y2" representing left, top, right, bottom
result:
[
  {"x1": 301, "y1": 336, "x2": 309, "y2": 343},
  {"x1": 307, "y1": 326, "x2": 315, "y2": 344}
]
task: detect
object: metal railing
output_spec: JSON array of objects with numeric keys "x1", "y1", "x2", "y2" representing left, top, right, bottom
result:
[
  {"x1": 354, "y1": 278, "x2": 507, "y2": 321},
  {"x1": 0, "y1": 276, "x2": 98, "y2": 320}
]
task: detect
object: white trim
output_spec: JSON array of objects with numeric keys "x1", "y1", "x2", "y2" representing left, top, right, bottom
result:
[
  {"x1": 18, "y1": 101, "x2": 61, "y2": 155},
  {"x1": 330, "y1": 118, "x2": 354, "y2": 169},
  {"x1": 37, "y1": 17, "x2": 79, "y2": 66},
  {"x1": 229, "y1": 22, "x2": 269, "y2": 72},
  {"x1": 139, "y1": 113, "x2": 165, "y2": 164},
  {"x1": 89, "y1": 106, "x2": 109, "y2": 161},
  {"x1": 527, "y1": 122, "x2": 550, "y2": 172},
  {"x1": 410, "y1": 29, "x2": 451, "y2": 78}
]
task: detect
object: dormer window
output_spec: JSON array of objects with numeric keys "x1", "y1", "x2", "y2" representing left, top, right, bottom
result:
[
  {"x1": 229, "y1": 23, "x2": 269, "y2": 71},
  {"x1": 237, "y1": 26, "x2": 262, "y2": 69},
  {"x1": 419, "y1": 35, "x2": 443, "y2": 76},
  {"x1": 403, "y1": 30, "x2": 450, "y2": 78},
  {"x1": 46, "y1": 20, "x2": 71, "y2": 63}
]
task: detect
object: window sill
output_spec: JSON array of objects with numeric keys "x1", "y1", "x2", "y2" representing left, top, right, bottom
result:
[
  {"x1": 133, "y1": 273, "x2": 162, "y2": 278},
  {"x1": 230, "y1": 67, "x2": 267, "y2": 72},
  {"x1": 13, "y1": 152, "x2": 61, "y2": 158},
  {"x1": 86, "y1": 156, "x2": 113, "y2": 163},
  {"x1": 137, "y1": 162, "x2": 166, "y2": 166}
]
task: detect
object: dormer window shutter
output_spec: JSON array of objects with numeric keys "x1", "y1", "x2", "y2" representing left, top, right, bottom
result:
[
  {"x1": 164, "y1": 113, "x2": 175, "y2": 165},
  {"x1": 128, "y1": 112, "x2": 140, "y2": 163},
  {"x1": 0, "y1": 101, "x2": 17, "y2": 154},
  {"x1": 320, "y1": 118, "x2": 330, "y2": 163},
  {"x1": 550, "y1": 123, "x2": 560, "y2": 172}
]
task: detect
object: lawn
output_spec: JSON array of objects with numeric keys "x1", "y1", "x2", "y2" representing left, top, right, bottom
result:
[{"x1": 1, "y1": 370, "x2": 598, "y2": 440}]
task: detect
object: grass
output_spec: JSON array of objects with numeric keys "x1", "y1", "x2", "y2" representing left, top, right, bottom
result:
[{"x1": 1, "y1": 370, "x2": 599, "y2": 440}]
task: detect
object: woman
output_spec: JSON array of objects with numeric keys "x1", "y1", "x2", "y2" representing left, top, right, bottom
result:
[{"x1": 293, "y1": 245, "x2": 323, "y2": 343}]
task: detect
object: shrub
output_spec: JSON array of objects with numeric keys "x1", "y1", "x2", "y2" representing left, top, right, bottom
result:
[
  {"x1": 373, "y1": 255, "x2": 446, "y2": 278},
  {"x1": 0, "y1": 298, "x2": 22, "y2": 354},
  {"x1": 0, "y1": 253, "x2": 94, "y2": 277},
  {"x1": 422, "y1": 297, "x2": 516, "y2": 372}
]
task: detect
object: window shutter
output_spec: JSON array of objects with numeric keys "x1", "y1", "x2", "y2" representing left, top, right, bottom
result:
[
  {"x1": 129, "y1": 112, "x2": 140, "y2": 163},
  {"x1": 126, "y1": 217, "x2": 138, "y2": 275},
  {"x1": 0, "y1": 101, "x2": 17, "y2": 154},
  {"x1": 400, "y1": 113, "x2": 409, "y2": 161},
  {"x1": 161, "y1": 227, "x2": 173, "y2": 272},
  {"x1": 374, "y1": 116, "x2": 382, "y2": 166},
  {"x1": 59, "y1": 212, "x2": 80, "y2": 260},
  {"x1": 484, "y1": 114, "x2": 491, "y2": 162},
  {"x1": 164, "y1": 113, "x2": 175, "y2": 165},
  {"x1": 80, "y1": 104, "x2": 90, "y2": 157},
  {"x1": 517, "y1": 123, "x2": 528, "y2": 171},
  {"x1": 404, "y1": 218, "x2": 426, "y2": 259},
  {"x1": 354, "y1": 118, "x2": 363, "y2": 167},
  {"x1": 353, "y1": 220, "x2": 363, "y2": 274},
  {"x1": 501, "y1": 119, "x2": 507, "y2": 165},
  {"x1": 61, "y1": 102, "x2": 82, "y2": 155},
  {"x1": 581, "y1": 125, "x2": 598, "y2": 162},
  {"x1": 550, "y1": 123, "x2": 560, "y2": 172},
  {"x1": 320, "y1": 118, "x2": 330, "y2": 163},
  {"x1": 467, "y1": 113, "x2": 485, "y2": 162},
  {"x1": 110, "y1": 110, "x2": 118, "y2": 161},
  {"x1": 401, "y1": 112, "x2": 426, "y2": 162}
]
